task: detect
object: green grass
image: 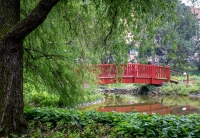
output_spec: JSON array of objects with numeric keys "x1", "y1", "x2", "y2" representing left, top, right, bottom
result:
[
  {"x1": 158, "y1": 75, "x2": 200, "y2": 96},
  {"x1": 160, "y1": 81, "x2": 200, "y2": 96}
]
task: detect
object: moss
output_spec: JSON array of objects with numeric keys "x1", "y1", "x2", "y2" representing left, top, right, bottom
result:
[{"x1": 0, "y1": 27, "x2": 10, "y2": 36}]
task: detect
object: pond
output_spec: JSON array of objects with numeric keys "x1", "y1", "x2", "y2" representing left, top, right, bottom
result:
[{"x1": 77, "y1": 95, "x2": 200, "y2": 116}]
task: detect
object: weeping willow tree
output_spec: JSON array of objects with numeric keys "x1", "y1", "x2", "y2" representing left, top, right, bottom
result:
[
  {"x1": 0, "y1": 0, "x2": 178, "y2": 136},
  {"x1": 23, "y1": 0, "x2": 178, "y2": 106}
]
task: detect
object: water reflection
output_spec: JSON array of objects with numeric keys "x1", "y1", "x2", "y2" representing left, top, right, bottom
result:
[
  {"x1": 170, "y1": 105, "x2": 200, "y2": 115},
  {"x1": 98, "y1": 103, "x2": 170, "y2": 115},
  {"x1": 78, "y1": 95, "x2": 200, "y2": 116}
]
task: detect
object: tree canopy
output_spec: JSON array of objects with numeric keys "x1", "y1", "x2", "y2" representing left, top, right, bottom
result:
[
  {"x1": 22, "y1": 0, "x2": 178, "y2": 106},
  {"x1": 1, "y1": 0, "x2": 194, "y2": 136}
]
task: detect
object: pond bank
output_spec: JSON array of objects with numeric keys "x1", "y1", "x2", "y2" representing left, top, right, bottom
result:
[
  {"x1": 99, "y1": 84, "x2": 200, "y2": 98},
  {"x1": 79, "y1": 83, "x2": 200, "y2": 108}
]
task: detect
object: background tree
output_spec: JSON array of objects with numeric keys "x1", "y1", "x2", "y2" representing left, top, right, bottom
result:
[
  {"x1": 0, "y1": 0, "x2": 177, "y2": 136},
  {"x1": 134, "y1": 1, "x2": 199, "y2": 71}
]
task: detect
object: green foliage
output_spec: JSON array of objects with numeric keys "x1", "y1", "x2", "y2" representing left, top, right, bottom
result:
[
  {"x1": 141, "y1": 1, "x2": 200, "y2": 68},
  {"x1": 20, "y1": 0, "x2": 179, "y2": 107},
  {"x1": 1, "y1": 0, "x2": 199, "y2": 137},
  {"x1": 184, "y1": 66, "x2": 198, "y2": 74},
  {"x1": 23, "y1": 83, "x2": 104, "y2": 107},
  {"x1": 161, "y1": 82, "x2": 189, "y2": 95},
  {"x1": 24, "y1": 83, "x2": 60, "y2": 107},
  {"x1": 147, "y1": 84, "x2": 155, "y2": 91},
  {"x1": 24, "y1": 107, "x2": 200, "y2": 137},
  {"x1": 160, "y1": 78, "x2": 200, "y2": 96}
]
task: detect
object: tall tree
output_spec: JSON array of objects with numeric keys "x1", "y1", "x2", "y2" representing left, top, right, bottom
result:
[
  {"x1": 0, "y1": 0, "x2": 60, "y2": 136},
  {"x1": 0, "y1": 0, "x2": 177, "y2": 136}
]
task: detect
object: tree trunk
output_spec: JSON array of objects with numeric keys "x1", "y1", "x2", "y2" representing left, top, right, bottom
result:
[
  {"x1": 0, "y1": 0, "x2": 60, "y2": 136},
  {"x1": 0, "y1": 0, "x2": 26, "y2": 136},
  {"x1": 0, "y1": 41, "x2": 26, "y2": 136}
]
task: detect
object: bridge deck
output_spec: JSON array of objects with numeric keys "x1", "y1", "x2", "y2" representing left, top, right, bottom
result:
[{"x1": 96, "y1": 64, "x2": 170, "y2": 85}]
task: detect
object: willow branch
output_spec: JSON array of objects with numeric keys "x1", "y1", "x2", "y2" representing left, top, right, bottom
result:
[
  {"x1": 103, "y1": 7, "x2": 118, "y2": 45},
  {"x1": 3, "y1": 0, "x2": 60, "y2": 42},
  {"x1": 24, "y1": 48, "x2": 66, "y2": 60}
]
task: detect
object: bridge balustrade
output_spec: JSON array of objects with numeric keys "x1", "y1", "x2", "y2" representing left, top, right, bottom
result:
[{"x1": 96, "y1": 64, "x2": 170, "y2": 85}]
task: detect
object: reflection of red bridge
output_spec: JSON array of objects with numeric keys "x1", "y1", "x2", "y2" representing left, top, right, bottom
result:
[
  {"x1": 97, "y1": 64, "x2": 170, "y2": 85},
  {"x1": 98, "y1": 103, "x2": 170, "y2": 115}
]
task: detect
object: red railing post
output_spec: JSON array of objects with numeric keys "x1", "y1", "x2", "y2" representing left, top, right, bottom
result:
[
  {"x1": 167, "y1": 66, "x2": 170, "y2": 83},
  {"x1": 151, "y1": 65, "x2": 155, "y2": 84},
  {"x1": 133, "y1": 64, "x2": 136, "y2": 83}
]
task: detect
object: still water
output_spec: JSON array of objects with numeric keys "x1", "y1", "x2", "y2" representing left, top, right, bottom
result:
[{"x1": 78, "y1": 95, "x2": 200, "y2": 115}]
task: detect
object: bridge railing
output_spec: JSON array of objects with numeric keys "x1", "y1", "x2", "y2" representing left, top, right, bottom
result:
[
  {"x1": 97, "y1": 64, "x2": 170, "y2": 76},
  {"x1": 95, "y1": 64, "x2": 170, "y2": 85}
]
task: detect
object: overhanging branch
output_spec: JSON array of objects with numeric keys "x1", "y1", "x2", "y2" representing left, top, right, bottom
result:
[
  {"x1": 103, "y1": 7, "x2": 118, "y2": 46},
  {"x1": 4, "y1": 0, "x2": 60, "y2": 42},
  {"x1": 24, "y1": 48, "x2": 66, "y2": 60}
]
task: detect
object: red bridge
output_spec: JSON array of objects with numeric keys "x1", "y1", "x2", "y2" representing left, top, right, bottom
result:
[{"x1": 96, "y1": 64, "x2": 170, "y2": 85}]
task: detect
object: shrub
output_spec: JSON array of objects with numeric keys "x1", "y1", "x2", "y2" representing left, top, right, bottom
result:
[
  {"x1": 23, "y1": 83, "x2": 60, "y2": 107},
  {"x1": 23, "y1": 83, "x2": 104, "y2": 107},
  {"x1": 24, "y1": 107, "x2": 200, "y2": 138},
  {"x1": 160, "y1": 81, "x2": 200, "y2": 96}
]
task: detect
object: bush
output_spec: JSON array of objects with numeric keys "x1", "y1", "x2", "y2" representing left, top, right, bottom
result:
[
  {"x1": 160, "y1": 81, "x2": 200, "y2": 96},
  {"x1": 23, "y1": 83, "x2": 60, "y2": 107},
  {"x1": 23, "y1": 83, "x2": 104, "y2": 107},
  {"x1": 24, "y1": 107, "x2": 200, "y2": 138}
]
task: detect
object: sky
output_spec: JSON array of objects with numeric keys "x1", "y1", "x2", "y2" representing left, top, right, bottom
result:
[{"x1": 181, "y1": 0, "x2": 200, "y2": 8}]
